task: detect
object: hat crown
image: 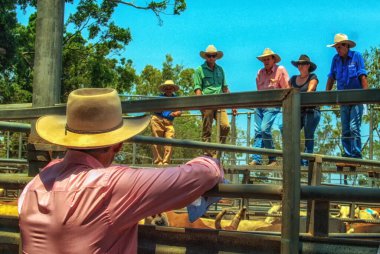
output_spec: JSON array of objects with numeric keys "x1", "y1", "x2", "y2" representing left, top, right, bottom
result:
[
  {"x1": 262, "y1": 48, "x2": 275, "y2": 55},
  {"x1": 66, "y1": 88, "x2": 122, "y2": 133},
  {"x1": 298, "y1": 54, "x2": 311, "y2": 62},
  {"x1": 334, "y1": 33, "x2": 349, "y2": 43},
  {"x1": 163, "y1": 80, "x2": 175, "y2": 86},
  {"x1": 205, "y1": 44, "x2": 218, "y2": 53}
]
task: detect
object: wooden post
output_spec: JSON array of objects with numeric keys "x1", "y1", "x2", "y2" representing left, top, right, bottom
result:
[
  {"x1": 281, "y1": 89, "x2": 301, "y2": 254},
  {"x1": 28, "y1": 0, "x2": 65, "y2": 176},
  {"x1": 307, "y1": 156, "x2": 329, "y2": 237}
]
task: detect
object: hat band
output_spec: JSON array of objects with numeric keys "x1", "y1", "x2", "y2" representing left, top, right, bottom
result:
[{"x1": 65, "y1": 120, "x2": 123, "y2": 135}]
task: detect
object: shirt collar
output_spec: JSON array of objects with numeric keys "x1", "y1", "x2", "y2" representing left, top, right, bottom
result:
[
  {"x1": 347, "y1": 50, "x2": 354, "y2": 59},
  {"x1": 264, "y1": 64, "x2": 278, "y2": 74},
  {"x1": 339, "y1": 50, "x2": 354, "y2": 61},
  {"x1": 63, "y1": 149, "x2": 104, "y2": 169},
  {"x1": 202, "y1": 61, "x2": 218, "y2": 71}
]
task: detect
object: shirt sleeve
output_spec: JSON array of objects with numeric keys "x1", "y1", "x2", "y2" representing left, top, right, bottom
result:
[
  {"x1": 161, "y1": 110, "x2": 172, "y2": 118},
  {"x1": 278, "y1": 66, "x2": 290, "y2": 88},
  {"x1": 221, "y1": 67, "x2": 228, "y2": 90},
  {"x1": 355, "y1": 52, "x2": 367, "y2": 77},
  {"x1": 328, "y1": 55, "x2": 337, "y2": 79},
  {"x1": 310, "y1": 73, "x2": 319, "y2": 82},
  {"x1": 193, "y1": 67, "x2": 203, "y2": 92},
  {"x1": 108, "y1": 157, "x2": 223, "y2": 228},
  {"x1": 255, "y1": 69, "x2": 261, "y2": 90}
]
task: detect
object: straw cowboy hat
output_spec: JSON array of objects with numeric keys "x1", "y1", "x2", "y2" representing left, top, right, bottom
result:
[
  {"x1": 158, "y1": 80, "x2": 179, "y2": 92},
  {"x1": 327, "y1": 33, "x2": 356, "y2": 48},
  {"x1": 36, "y1": 88, "x2": 150, "y2": 149},
  {"x1": 257, "y1": 48, "x2": 281, "y2": 63},
  {"x1": 200, "y1": 45, "x2": 223, "y2": 59},
  {"x1": 291, "y1": 54, "x2": 317, "y2": 72}
]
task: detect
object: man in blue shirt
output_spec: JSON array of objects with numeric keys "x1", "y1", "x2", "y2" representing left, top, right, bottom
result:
[
  {"x1": 326, "y1": 33, "x2": 368, "y2": 160},
  {"x1": 151, "y1": 80, "x2": 182, "y2": 165}
]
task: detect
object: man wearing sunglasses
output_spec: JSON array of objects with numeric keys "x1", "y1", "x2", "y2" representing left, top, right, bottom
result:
[
  {"x1": 193, "y1": 44, "x2": 236, "y2": 157},
  {"x1": 326, "y1": 33, "x2": 368, "y2": 164}
]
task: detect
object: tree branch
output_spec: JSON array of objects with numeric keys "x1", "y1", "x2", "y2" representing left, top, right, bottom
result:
[{"x1": 109, "y1": 0, "x2": 165, "y2": 25}]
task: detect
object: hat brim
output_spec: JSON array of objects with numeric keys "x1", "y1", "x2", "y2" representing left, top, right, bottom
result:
[
  {"x1": 158, "y1": 84, "x2": 179, "y2": 92},
  {"x1": 200, "y1": 51, "x2": 223, "y2": 59},
  {"x1": 327, "y1": 40, "x2": 356, "y2": 48},
  {"x1": 291, "y1": 60, "x2": 317, "y2": 72},
  {"x1": 257, "y1": 54, "x2": 281, "y2": 63},
  {"x1": 36, "y1": 114, "x2": 150, "y2": 149}
]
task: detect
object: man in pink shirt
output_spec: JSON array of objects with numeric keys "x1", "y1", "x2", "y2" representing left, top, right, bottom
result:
[
  {"x1": 18, "y1": 88, "x2": 223, "y2": 254},
  {"x1": 250, "y1": 48, "x2": 289, "y2": 166}
]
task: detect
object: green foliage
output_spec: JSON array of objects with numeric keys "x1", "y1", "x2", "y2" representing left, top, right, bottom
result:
[
  {"x1": 363, "y1": 46, "x2": 380, "y2": 160},
  {"x1": 363, "y1": 46, "x2": 380, "y2": 89},
  {"x1": 138, "y1": 65, "x2": 162, "y2": 96},
  {"x1": 0, "y1": 0, "x2": 17, "y2": 70}
]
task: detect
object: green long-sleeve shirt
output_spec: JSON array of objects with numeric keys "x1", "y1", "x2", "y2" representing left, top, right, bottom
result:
[{"x1": 193, "y1": 62, "x2": 227, "y2": 95}]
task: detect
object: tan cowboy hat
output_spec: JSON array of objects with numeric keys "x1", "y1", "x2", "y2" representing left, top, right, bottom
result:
[
  {"x1": 158, "y1": 80, "x2": 179, "y2": 92},
  {"x1": 291, "y1": 54, "x2": 317, "y2": 72},
  {"x1": 200, "y1": 45, "x2": 223, "y2": 59},
  {"x1": 36, "y1": 88, "x2": 150, "y2": 149},
  {"x1": 257, "y1": 48, "x2": 281, "y2": 63},
  {"x1": 327, "y1": 33, "x2": 356, "y2": 48}
]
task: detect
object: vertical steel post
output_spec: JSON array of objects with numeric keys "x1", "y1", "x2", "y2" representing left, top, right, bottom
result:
[
  {"x1": 6, "y1": 131, "x2": 10, "y2": 158},
  {"x1": 281, "y1": 89, "x2": 301, "y2": 254},
  {"x1": 18, "y1": 133, "x2": 23, "y2": 159},
  {"x1": 216, "y1": 109, "x2": 221, "y2": 160},
  {"x1": 246, "y1": 112, "x2": 252, "y2": 164},
  {"x1": 132, "y1": 143, "x2": 137, "y2": 165},
  {"x1": 230, "y1": 113, "x2": 237, "y2": 165},
  {"x1": 369, "y1": 104, "x2": 373, "y2": 160}
]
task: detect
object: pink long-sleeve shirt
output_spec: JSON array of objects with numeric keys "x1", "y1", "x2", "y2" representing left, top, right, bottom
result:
[
  {"x1": 256, "y1": 64, "x2": 289, "y2": 91},
  {"x1": 18, "y1": 150, "x2": 222, "y2": 254}
]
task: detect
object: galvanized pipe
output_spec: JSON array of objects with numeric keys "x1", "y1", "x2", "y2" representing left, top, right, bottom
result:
[
  {"x1": 2, "y1": 89, "x2": 380, "y2": 120},
  {"x1": 301, "y1": 185, "x2": 380, "y2": 203},
  {"x1": 131, "y1": 136, "x2": 380, "y2": 167},
  {"x1": 0, "y1": 121, "x2": 31, "y2": 132}
]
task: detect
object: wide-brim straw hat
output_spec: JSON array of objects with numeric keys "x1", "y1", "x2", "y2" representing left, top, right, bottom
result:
[
  {"x1": 200, "y1": 45, "x2": 223, "y2": 59},
  {"x1": 36, "y1": 88, "x2": 150, "y2": 149},
  {"x1": 291, "y1": 54, "x2": 317, "y2": 72},
  {"x1": 257, "y1": 48, "x2": 281, "y2": 63},
  {"x1": 327, "y1": 33, "x2": 356, "y2": 48},
  {"x1": 158, "y1": 80, "x2": 179, "y2": 92}
]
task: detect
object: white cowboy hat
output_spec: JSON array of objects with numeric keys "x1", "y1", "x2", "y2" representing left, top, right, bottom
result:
[
  {"x1": 158, "y1": 80, "x2": 179, "y2": 92},
  {"x1": 257, "y1": 48, "x2": 281, "y2": 63},
  {"x1": 291, "y1": 54, "x2": 317, "y2": 72},
  {"x1": 200, "y1": 45, "x2": 223, "y2": 59},
  {"x1": 36, "y1": 88, "x2": 150, "y2": 149},
  {"x1": 327, "y1": 33, "x2": 356, "y2": 48}
]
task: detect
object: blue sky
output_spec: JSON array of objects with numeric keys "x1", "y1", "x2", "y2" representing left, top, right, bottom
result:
[
  {"x1": 17, "y1": 0, "x2": 380, "y2": 93},
  {"x1": 106, "y1": 0, "x2": 380, "y2": 92}
]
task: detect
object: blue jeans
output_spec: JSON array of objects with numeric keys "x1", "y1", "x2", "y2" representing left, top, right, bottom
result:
[
  {"x1": 301, "y1": 109, "x2": 321, "y2": 166},
  {"x1": 340, "y1": 104, "x2": 363, "y2": 158},
  {"x1": 252, "y1": 107, "x2": 280, "y2": 164}
]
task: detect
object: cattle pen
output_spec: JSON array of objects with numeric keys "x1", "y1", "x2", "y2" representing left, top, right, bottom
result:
[{"x1": 1, "y1": 88, "x2": 380, "y2": 253}]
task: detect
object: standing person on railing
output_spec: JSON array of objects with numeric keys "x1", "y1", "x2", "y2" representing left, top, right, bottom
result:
[
  {"x1": 18, "y1": 88, "x2": 223, "y2": 254},
  {"x1": 193, "y1": 44, "x2": 237, "y2": 158},
  {"x1": 250, "y1": 48, "x2": 290, "y2": 166},
  {"x1": 326, "y1": 33, "x2": 368, "y2": 163},
  {"x1": 289, "y1": 55, "x2": 321, "y2": 166},
  {"x1": 151, "y1": 80, "x2": 182, "y2": 165}
]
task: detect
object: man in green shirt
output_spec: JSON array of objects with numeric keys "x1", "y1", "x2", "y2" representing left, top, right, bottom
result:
[{"x1": 193, "y1": 45, "x2": 236, "y2": 157}]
